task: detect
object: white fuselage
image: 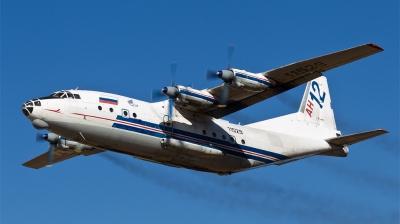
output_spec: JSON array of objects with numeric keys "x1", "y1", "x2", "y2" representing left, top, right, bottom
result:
[{"x1": 23, "y1": 90, "x2": 335, "y2": 175}]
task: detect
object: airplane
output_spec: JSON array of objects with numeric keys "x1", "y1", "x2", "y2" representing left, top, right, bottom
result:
[{"x1": 21, "y1": 43, "x2": 388, "y2": 175}]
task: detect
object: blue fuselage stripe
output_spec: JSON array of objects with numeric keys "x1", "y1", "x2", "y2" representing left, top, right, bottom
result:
[{"x1": 112, "y1": 116, "x2": 289, "y2": 163}]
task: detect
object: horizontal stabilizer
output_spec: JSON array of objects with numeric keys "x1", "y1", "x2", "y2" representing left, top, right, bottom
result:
[
  {"x1": 325, "y1": 129, "x2": 388, "y2": 146},
  {"x1": 23, "y1": 148, "x2": 104, "y2": 169}
]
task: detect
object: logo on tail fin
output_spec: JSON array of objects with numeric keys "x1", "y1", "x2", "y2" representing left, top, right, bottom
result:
[{"x1": 306, "y1": 81, "x2": 326, "y2": 117}]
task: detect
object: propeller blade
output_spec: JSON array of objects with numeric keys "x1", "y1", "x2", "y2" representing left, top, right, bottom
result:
[
  {"x1": 35, "y1": 133, "x2": 46, "y2": 142},
  {"x1": 170, "y1": 62, "x2": 177, "y2": 86},
  {"x1": 151, "y1": 88, "x2": 166, "y2": 101},
  {"x1": 46, "y1": 144, "x2": 55, "y2": 167},
  {"x1": 205, "y1": 69, "x2": 219, "y2": 80},
  {"x1": 227, "y1": 45, "x2": 235, "y2": 70},
  {"x1": 167, "y1": 98, "x2": 174, "y2": 123},
  {"x1": 219, "y1": 82, "x2": 230, "y2": 108}
]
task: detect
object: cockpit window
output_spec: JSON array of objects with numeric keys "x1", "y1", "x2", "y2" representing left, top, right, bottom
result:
[
  {"x1": 53, "y1": 92, "x2": 64, "y2": 98},
  {"x1": 38, "y1": 91, "x2": 81, "y2": 100},
  {"x1": 34, "y1": 101, "x2": 41, "y2": 106}
]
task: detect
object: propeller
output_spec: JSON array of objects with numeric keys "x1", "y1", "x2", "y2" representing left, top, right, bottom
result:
[
  {"x1": 205, "y1": 69, "x2": 219, "y2": 80},
  {"x1": 35, "y1": 133, "x2": 46, "y2": 142},
  {"x1": 151, "y1": 88, "x2": 165, "y2": 102},
  {"x1": 151, "y1": 62, "x2": 179, "y2": 123},
  {"x1": 151, "y1": 62, "x2": 178, "y2": 102},
  {"x1": 36, "y1": 132, "x2": 59, "y2": 167},
  {"x1": 205, "y1": 45, "x2": 235, "y2": 107},
  {"x1": 46, "y1": 144, "x2": 55, "y2": 167},
  {"x1": 226, "y1": 45, "x2": 235, "y2": 70},
  {"x1": 165, "y1": 62, "x2": 178, "y2": 122}
]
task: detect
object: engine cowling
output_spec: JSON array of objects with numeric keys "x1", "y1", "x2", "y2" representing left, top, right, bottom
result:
[
  {"x1": 221, "y1": 69, "x2": 275, "y2": 92},
  {"x1": 161, "y1": 85, "x2": 217, "y2": 110},
  {"x1": 175, "y1": 86, "x2": 217, "y2": 109}
]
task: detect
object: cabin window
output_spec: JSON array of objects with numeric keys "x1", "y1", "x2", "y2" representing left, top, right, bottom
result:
[
  {"x1": 109, "y1": 108, "x2": 114, "y2": 112},
  {"x1": 222, "y1": 135, "x2": 226, "y2": 140},
  {"x1": 98, "y1": 106, "x2": 102, "y2": 111},
  {"x1": 132, "y1": 113, "x2": 137, "y2": 118},
  {"x1": 122, "y1": 109, "x2": 129, "y2": 118},
  {"x1": 212, "y1": 132, "x2": 217, "y2": 137},
  {"x1": 230, "y1": 136, "x2": 236, "y2": 143},
  {"x1": 202, "y1": 130, "x2": 207, "y2": 135},
  {"x1": 241, "y1": 139, "x2": 245, "y2": 144}
]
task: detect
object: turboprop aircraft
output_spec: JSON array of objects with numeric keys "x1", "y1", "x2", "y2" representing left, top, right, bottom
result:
[{"x1": 21, "y1": 43, "x2": 388, "y2": 175}]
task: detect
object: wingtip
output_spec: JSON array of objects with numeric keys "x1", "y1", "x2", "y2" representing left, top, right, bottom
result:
[
  {"x1": 378, "y1": 129, "x2": 389, "y2": 133},
  {"x1": 367, "y1": 43, "x2": 384, "y2": 51}
]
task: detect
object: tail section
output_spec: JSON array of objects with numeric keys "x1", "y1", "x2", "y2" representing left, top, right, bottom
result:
[
  {"x1": 247, "y1": 76, "x2": 340, "y2": 139},
  {"x1": 247, "y1": 76, "x2": 389, "y2": 158},
  {"x1": 298, "y1": 76, "x2": 337, "y2": 130}
]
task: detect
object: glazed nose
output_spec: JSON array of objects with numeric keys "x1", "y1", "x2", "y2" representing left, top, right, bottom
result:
[{"x1": 22, "y1": 101, "x2": 34, "y2": 117}]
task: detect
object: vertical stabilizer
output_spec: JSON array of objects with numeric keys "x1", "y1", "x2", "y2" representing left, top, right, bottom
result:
[
  {"x1": 247, "y1": 76, "x2": 339, "y2": 139},
  {"x1": 297, "y1": 76, "x2": 337, "y2": 130}
]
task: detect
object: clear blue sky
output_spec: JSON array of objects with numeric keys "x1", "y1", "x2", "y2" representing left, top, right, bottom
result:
[{"x1": 1, "y1": 1, "x2": 399, "y2": 223}]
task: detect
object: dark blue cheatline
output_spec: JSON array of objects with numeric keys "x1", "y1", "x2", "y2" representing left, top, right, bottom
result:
[{"x1": 113, "y1": 115, "x2": 289, "y2": 163}]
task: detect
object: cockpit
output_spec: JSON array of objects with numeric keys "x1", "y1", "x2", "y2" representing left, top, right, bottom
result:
[
  {"x1": 39, "y1": 90, "x2": 81, "y2": 100},
  {"x1": 21, "y1": 90, "x2": 81, "y2": 117}
]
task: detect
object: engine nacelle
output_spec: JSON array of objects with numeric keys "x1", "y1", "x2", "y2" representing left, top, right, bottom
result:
[
  {"x1": 175, "y1": 85, "x2": 217, "y2": 109},
  {"x1": 230, "y1": 69, "x2": 276, "y2": 92},
  {"x1": 43, "y1": 133, "x2": 59, "y2": 144},
  {"x1": 56, "y1": 137, "x2": 93, "y2": 152}
]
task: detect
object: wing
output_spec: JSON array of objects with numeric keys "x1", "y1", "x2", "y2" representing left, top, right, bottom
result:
[
  {"x1": 200, "y1": 43, "x2": 383, "y2": 118},
  {"x1": 22, "y1": 147, "x2": 104, "y2": 169}
]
